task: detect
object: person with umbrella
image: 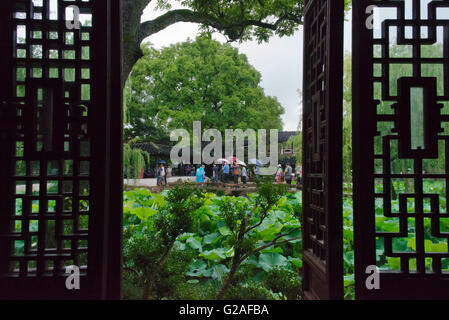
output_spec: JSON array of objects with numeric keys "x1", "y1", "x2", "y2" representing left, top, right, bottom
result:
[
  {"x1": 222, "y1": 162, "x2": 230, "y2": 183},
  {"x1": 241, "y1": 165, "x2": 248, "y2": 184},
  {"x1": 157, "y1": 162, "x2": 166, "y2": 186},
  {"x1": 255, "y1": 165, "x2": 261, "y2": 180},
  {"x1": 212, "y1": 164, "x2": 219, "y2": 183},
  {"x1": 232, "y1": 162, "x2": 240, "y2": 184},
  {"x1": 249, "y1": 159, "x2": 262, "y2": 181}
]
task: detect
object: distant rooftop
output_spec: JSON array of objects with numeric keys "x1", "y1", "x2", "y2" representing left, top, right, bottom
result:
[{"x1": 278, "y1": 131, "x2": 298, "y2": 143}]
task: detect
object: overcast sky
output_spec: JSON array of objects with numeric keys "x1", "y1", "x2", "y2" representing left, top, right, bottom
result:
[{"x1": 141, "y1": 3, "x2": 353, "y2": 131}]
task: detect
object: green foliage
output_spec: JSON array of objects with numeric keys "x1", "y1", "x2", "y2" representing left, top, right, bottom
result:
[
  {"x1": 338, "y1": 42, "x2": 449, "y2": 298},
  {"x1": 172, "y1": 280, "x2": 218, "y2": 300},
  {"x1": 343, "y1": 52, "x2": 352, "y2": 183},
  {"x1": 155, "y1": 184, "x2": 205, "y2": 246},
  {"x1": 286, "y1": 90, "x2": 302, "y2": 163},
  {"x1": 123, "y1": 184, "x2": 303, "y2": 300},
  {"x1": 123, "y1": 184, "x2": 206, "y2": 299},
  {"x1": 124, "y1": 37, "x2": 284, "y2": 143},
  {"x1": 152, "y1": 249, "x2": 197, "y2": 299},
  {"x1": 14, "y1": 198, "x2": 89, "y2": 266},
  {"x1": 211, "y1": 180, "x2": 297, "y2": 298},
  {"x1": 147, "y1": 0, "x2": 350, "y2": 43},
  {"x1": 263, "y1": 267, "x2": 302, "y2": 300},
  {"x1": 123, "y1": 181, "x2": 449, "y2": 300},
  {"x1": 143, "y1": 0, "x2": 301, "y2": 44},
  {"x1": 123, "y1": 143, "x2": 150, "y2": 179},
  {"x1": 223, "y1": 281, "x2": 278, "y2": 300},
  {"x1": 122, "y1": 0, "x2": 351, "y2": 78},
  {"x1": 343, "y1": 43, "x2": 446, "y2": 182},
  {"x1": 340, "y1": 180, "x2": 449, "y2": 300},
  {"x1": 123, "y1": 248, "x2": 196, "y2": 300},
  {"x1": 287, "y1": 132, "x2": 302, "y2": 164}
]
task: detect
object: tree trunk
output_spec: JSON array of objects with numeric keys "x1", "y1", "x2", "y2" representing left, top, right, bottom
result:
[
  {"x1": 143, "y1": 243, "x2": 174, "y2": 300},
  {"x1": 121, "y1": 0, "x2": 149, "y2": 83},
  {"x1": 120, "y1": 0, "x2": 301, "y2": 84},
  {"x1": 216, "y1": 259, "x2": 240, "y2": 300}
]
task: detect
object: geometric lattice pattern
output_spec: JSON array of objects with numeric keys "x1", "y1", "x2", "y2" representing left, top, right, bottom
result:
[
  {"x1": 369, "y1": 0, "x2": 449, "y2": 275},
  {"x1": 302, "y1": 0, "x2": 343, "y2": 299},
  {"x1": 303, "y1": 0, "x2": 329, "y2": 265},
  {"x1": 1, "y1": 0, "x2": 92, "y2": 277}
]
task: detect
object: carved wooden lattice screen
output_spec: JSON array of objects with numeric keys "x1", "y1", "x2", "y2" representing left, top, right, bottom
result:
[
  {"x1": 353, "y1": 0, "x2": 449, "y2": 299},
  {"x1": 0, "y1": 0, "x2": 122, "y2": 299},
  {"x1": 302, "y1": 0, "x2": 344, "y2": 300}
]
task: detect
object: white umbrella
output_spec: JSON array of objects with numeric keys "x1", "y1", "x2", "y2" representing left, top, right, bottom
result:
[
  {"x1": 226, "y1": 156, "x2": 246, "y2": 166},
  {"x1": 249, "y1": 159, "x2": 263, "y2": 166},
  {"x1": 236, "y1": 159, "x2": 246, "y2": 166},
  {"x1": 215, "y1": 158, "x2": 230, "y2": 164}
]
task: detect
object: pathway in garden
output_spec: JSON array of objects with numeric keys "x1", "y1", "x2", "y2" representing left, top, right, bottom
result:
[{"x1": 125, "y1": 177, "x2": 300, "y2": 195}]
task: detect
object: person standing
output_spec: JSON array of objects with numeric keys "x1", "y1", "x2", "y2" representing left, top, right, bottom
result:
[
  {"x1": 212, "y1": 164, "x2": 219, "y2": 183},
  {"x1": 276, "y1": 165, "x2": 283, "y2": 184},
  {"x1": 285, "y1": 164, "x2": 293, "y2": 185},
  {"x1": 158, "y1": 164, "x2": 166, "y2": 186},
  {"x1": 161, "y1": 164, "x2": 167, "y2": 186},
  {"x1": 156, "y1": 165, "x2": 161, "y2": 185},
  {"x1": 223, "y1": 163, "x2": 230, "y2": 183},
  {"x1": 196, "y1": 164, "x2": 206, "y2": 183},
  {"x1": 296, "y1": 165, "x2": 302, "y2": 187},
  {"x1": 254, "y1": 165, "x2": 261, "y2": 181},
  {"x1": 233, "y1": 163, "x2": 240, "y2": 184},
  {"x1": 241, "y1": 166, "x2": 248, "y2": 184},
  {"x1": 167, "y1": 165, "x2": 172, "y2": 178}
]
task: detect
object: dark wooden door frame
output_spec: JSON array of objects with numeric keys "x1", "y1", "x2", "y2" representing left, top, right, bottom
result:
[
  {"x1": 353, "y1": 0, "x2": 449, "y2": 299},
  {"x1": 302, "y1": 0, "x2": 344, "y2": 300},
  {"x1": 0, "y1": 0, "x2": 122, "y2": 299}
]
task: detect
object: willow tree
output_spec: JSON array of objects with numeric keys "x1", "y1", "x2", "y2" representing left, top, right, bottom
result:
[
  {"x1": 124, "y1": 144, "x2": 150, "y2": 180},
  {"x1": 122, "y1": 0, "x2": 351, "y2": 80}
]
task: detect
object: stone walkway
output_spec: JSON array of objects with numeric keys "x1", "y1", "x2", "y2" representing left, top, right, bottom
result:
[
  {"x1": 124, "y1": 176, "x2": 201, "y2": 187},
  {"x1": 125, "y1": 177, "x2": 299, "y2": 195}
]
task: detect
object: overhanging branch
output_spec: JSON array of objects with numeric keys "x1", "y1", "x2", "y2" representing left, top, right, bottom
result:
[
  {"x1": 138, "y1": 9, "x2": 301, "y2": 43},
  {"x1": 139, "y1": 9, "x2": 223, "y2": 42}
]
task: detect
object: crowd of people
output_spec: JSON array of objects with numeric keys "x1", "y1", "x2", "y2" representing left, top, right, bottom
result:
[
  {"x1": 210, "y1": 162, "x2": 250, "y2": 184},
  {"x1": 199, "y1": 162, "x2": 302, "y2": 186},
  {"x1": 151, "y1": 162, "x2": 303, "y2": 187}
]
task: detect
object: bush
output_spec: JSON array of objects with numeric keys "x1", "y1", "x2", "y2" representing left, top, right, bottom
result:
[
  {"x1": 122, "y1": 185, "x2": 303, "y2": 300},
  {"x1": 173, "y1": 281, "x2": 218, "y2": 300},
  {"x1": 223, "y1": 282, "x2": 278, "y2": 300},
  {"x1": 264, "y1": 267, "x2": 302, "y2": 300}
]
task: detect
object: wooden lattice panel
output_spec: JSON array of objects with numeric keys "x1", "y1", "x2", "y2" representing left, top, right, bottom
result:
[
  {"x1": 0, "y1": 0, "x2": 122, "y2": 300},
  {"x1": 5, "y1": 0, "x2": 92, "y2": 277},
  {"x1": 353, "y1": 0, "x2": 449, "y2": 299},
  {"x1": 302, "y1": 0, "x2": 344, "y2": 300}
]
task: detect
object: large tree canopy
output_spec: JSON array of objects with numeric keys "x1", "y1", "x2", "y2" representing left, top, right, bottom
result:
[
  {"x1": 122, "y1": 0, "x2": 303, "y2": 78},
  {"x1": 124, "y1": 37, "x2": 284, "y2": 143},
  {"x1": 122, "y1": 0, "x2": 351, "y2": 79}
]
